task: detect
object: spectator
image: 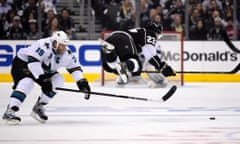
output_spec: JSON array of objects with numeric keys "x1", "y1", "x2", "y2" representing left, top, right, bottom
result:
[
  {"x1": 188, "y1": 0, "x2": 200, "y2": 9},
  {"x1": 6, "y1": 9, "x2": 15, "y2": 23},
  {"x1": 0, "y1": 13, "x2": 9, "y2": 39},
  {"x1": 202, "y1": 4, "x2": 214, "y2": 29},
  {"x1": 224, "y1": 7, "x2": 233, "y2": 21},
  {"x1": 155, "y1": 5, "x2": 164, "y2": 22},
  {"x1": 9, "y1": 0, "x2": 25, "y2": 11},
  {"x1": 225, "y1": 17, "x2": 234, "y2": 40},
  {"x1": 141, "y1": 7, "x2": 158, "y2": 27},
  {"x1": 23, "y1": 11, "x2": 36, "y2": 32},
  {"x1": 0, "y1": 0, "x2": 12, "y2": 18},
  {"x1": 202, "y1": 0, "x2": 222, "y2": 12},
  {"x1": 119, "y1": 0, "x2": 135, "y2": 30},
  {"x1": 205, "y1": 9, "x2": 224, "y2": 31},
  {"x1": 91, "y1": 0, "x2": 107, "y2": 25},
  {"x1": 40, "y1": 0, "x2": 57, "y2": 15},
  {"x1": 42, "y1": 9, "x2": 56, "y2": 33},
  {"x1": 26, "y1": 19, "x2": 42, "y2": 40},
  {"x1": 102, "y1": 0, "x2": 121, "y2": 30},
  {"x1": 222, "y1": 0, "x2": 233, "y2": 14},
  {"x1": 167, "y1": 0, "x2": 185, "y2": 23},
  {"x1": 151, "y1": 0, "x2": 162, "y2": 7},
  {"x1": 153, "y1": 14, "x2": 162, "y2": 24},
  {"x1": 189, "y1": 8, "x2": 201, "y2": 30},
  {"x1": 6, "y1": 15, "x2": 26, "y2": 39},
  {"x1": 195, "y1": 2, "x2": 204, "y2": 19},
  {"x1": 57, "y1": 8, "x2": 76, "y2": 39},
  {"x1": 140, "y1": 0, "x2": 149, "y2": 27},
  {"x1": 149, "y1": 8, "x2": 157, "y2": 21},
  {"x1": 169, "y1": 14, "x2": 184, "y2": 33},
  {"x1": 164, "y1": 0, "x2": 177, "y2": 10},
  {"x1": 22, "y1": 0, "x2": 38, "y2": 32},
  {"x1": 189, "y1": 19, "x2": 207, "y2": 40},
  {"x1": 208, "y1": 16, "x2": 237, "y2": 51},
  {"x1": 43, "y1": 16, "x2": 59, "y2": 37},
  {"x1": 207, "y1": 0, "x2": 223, "y2": 17}
]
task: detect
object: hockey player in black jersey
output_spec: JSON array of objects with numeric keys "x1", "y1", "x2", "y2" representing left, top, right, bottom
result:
[{"x1": 100, "y1": 21, "x2": 176, "y2": 86}]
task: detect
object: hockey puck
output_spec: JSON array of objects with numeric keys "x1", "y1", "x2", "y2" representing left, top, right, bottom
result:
[{"x1": 209, "y1": 117, "x2": 216, "y2": 120}]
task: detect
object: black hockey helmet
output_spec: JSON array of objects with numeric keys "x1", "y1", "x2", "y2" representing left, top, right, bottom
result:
[{"x1": 144, "y1": 21, "x2": 163, "y2": 34}]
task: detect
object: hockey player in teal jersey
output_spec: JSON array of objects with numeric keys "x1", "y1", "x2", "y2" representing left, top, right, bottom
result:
[{"x1": 2, "y1": 31, "x2": 91, "y2": 125}]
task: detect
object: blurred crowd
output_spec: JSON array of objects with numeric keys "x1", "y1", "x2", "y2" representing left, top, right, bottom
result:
[
  {"x1": 93, "y1": 0, "x2": 240, "y2": 40},
  {"x1": 1, "y1": 0, "x2": 240, "y2": 40},
  {"x1": 0, "y1": 0, "x2": 76, "y2": 40}
]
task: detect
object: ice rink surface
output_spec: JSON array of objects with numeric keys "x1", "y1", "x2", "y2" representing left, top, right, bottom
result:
[{"x1": 0, "y1": 82, "x2": 240, "y2": 144}]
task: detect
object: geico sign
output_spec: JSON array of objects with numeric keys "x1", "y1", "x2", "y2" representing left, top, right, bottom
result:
[
  {"x1": 161, "y1": 51, "x2": 238, "y2": 62},
  {"x1": 0, "y1": 44, "x2": 101, "y2": 66}
]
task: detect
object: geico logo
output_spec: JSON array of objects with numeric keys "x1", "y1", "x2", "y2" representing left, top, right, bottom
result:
[
  {"x1": 161, "y1": 51, "x2": 238, "y2": 62},
  {"x1": 0, "y1": 44, "x2": 102, "y2": 66}
]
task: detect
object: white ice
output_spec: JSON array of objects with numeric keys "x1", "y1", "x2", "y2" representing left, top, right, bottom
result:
[{"x1": 0, "y1": 82, "x2": 240, "y2": 144}]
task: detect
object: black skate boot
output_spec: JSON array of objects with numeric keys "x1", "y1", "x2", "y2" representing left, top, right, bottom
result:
[
  {"x1": 31, "y1": 99, "x2": 48, "y2": 123},
  {"x1": 2, "y1": 106, "x2": 21, "y2": 125},
  {"x1": 99, "y1": 38, "x2": 115, "y2": 53}
]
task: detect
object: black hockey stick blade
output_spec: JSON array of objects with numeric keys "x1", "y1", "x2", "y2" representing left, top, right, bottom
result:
[
  {"x1": 56, "y1": 85, "x2": 177, "y2": 103},
  {"x1": 161, "y1": 85, "x2": 177, "y2": 102},
  {"x1": 142, "y1": 63, "x2": 240, "y2": 74}
]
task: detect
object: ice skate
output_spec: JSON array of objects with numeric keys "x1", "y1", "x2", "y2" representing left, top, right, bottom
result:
[
  {"x1": 115, "y1": 63, "x2": 128, "y2": 84},
  {"x1": 128, "y1": 76, "x2": 146, "y2": 84},
  {"x1": 147, "y1": 73, "x2": 168, "y2": 88},
  {"x1": 147, "y1": 79, "x2": 168, "y2": 88},
  {"x1": 2, "y1": 106, "x2": 21, "y2": 125},
  {"x1": 99, "y1": 39, "x2": 115, "y2": 53},
  {"x1": 115, "y1": 76, "x2": 127, "y2": 87},
  {"x1": 31, "y1": 99, "x2": 48, "y2": 123}
]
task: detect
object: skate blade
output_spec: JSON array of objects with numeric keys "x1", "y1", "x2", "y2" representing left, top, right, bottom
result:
[
  {"x1": 30, "y1": 112, "x2": 46, "y2": 124},
  {"x1": 115, "y1": 83, "x2": 126, "y2": 88},
  {"x1": 147, "y1": 81, "x2": 168, "y2": 88},
  {"x1": 2, "y1": 119, "x2": 20, "y2": 125},
  {"x1": 84, "y1": 94, "x2": 90, "y2": 100}
]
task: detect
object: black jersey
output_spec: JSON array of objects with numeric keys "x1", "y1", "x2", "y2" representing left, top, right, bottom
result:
[
  {"x1": 103, "y1": 28, "x2": 158, "y2": 62},
  {"x1": 126, "y1": 28, "x2": 157, "y2": 52}
]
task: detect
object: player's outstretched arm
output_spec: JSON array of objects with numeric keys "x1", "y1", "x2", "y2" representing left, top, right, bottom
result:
[
  {"x1": 148, "y1": 55, "x2": 176, "y2": 77},
  {"x1": 76, "y1": 78, "x2": 91, "y2": 100}
]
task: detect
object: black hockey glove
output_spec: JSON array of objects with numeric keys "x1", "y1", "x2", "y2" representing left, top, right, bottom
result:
[
  {"x1": 161, "y1": 63, "x2": 176, "y2": 77},
  {"x1": 77, "y1": 78, "x2": 91, "y2": 100},
  {"x1": 36, "y1": 74, "x2": 56, "y2": 97}
]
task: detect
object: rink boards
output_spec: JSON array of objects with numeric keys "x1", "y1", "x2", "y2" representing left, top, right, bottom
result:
[{"x1": 0, "y1": 40, "x2": 240, "y2": 83}]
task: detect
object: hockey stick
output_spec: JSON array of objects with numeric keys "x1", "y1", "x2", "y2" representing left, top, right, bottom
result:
[
  {"x1": 56, "y1": 85, "x2": 177, "y2": 103},
  {"x1": 142, "y1": 63, "x2": 240, "y2": 74},
  {"x1": 228, "y1": 46, "x2": 240, "y2": 53},
  {"x1": 224, "y1": 39, "x2": 240, "y2": 53}
]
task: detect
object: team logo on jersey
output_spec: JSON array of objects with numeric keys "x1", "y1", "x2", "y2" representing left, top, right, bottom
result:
[
  {"x1": 55, "y1": 56, "x2": 60, "y2": 64},
  {"x1": 48, "y1": 53, "x2": 53, "y2": 59},
  {"x1": 44, "y1": 43, "x2": 50, "y2": 49}
]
